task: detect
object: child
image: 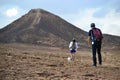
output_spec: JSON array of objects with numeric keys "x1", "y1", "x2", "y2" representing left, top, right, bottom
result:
[{"x1": 69, "y1": 38, "x2": 78, "y2": 60}]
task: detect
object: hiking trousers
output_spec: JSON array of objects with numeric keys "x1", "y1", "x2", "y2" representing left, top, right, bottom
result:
[{"x1": 92, "y1": 41, "x2": 102, "y2": 66}]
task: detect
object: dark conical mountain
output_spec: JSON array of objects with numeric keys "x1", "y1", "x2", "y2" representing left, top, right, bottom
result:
[
  {"x1": 0, "y1": 9, "x2": 120, "y2": 50},
  {"x1": 0, "y1": 9, "x2": 87, "y2": 47}
]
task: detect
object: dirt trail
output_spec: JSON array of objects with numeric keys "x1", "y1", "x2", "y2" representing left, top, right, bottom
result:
[{"x1": 0, "y1": 44, "x2": 120, "y2": 80}]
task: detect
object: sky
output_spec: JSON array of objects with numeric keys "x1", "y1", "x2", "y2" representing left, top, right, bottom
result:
[{"x1": 0, "y1": 0, "x2": 120, "y2": 36}]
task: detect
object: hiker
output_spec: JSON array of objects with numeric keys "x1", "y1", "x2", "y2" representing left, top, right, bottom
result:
[
  {"x1": 88, "y1": 23, "x2": 103, "y2": 66},
  {"x1": 69, "y1": 38, "x2": 78, "y2": 60}
]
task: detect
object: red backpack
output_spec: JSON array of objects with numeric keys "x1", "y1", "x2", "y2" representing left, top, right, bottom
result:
[{"x1": 92, "y1": 28, "x2": 102, "y2": 40}]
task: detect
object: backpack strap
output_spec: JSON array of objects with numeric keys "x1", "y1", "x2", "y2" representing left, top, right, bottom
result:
[{"x1": 90, "y1": 30, "x2": 95, "y2": 41}]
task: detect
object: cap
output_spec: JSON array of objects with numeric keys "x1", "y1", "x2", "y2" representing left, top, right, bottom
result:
[{"x1": 90, "y1": 23, "x2": 95, "y2": 27}]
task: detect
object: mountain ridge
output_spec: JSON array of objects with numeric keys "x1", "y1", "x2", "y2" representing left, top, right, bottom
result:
[
  {"x1": 0, "y1": 8, "x2": 119, "y2": 49},
  {"x1": 0, "y1": 9, "x2": 87, "y2": 47}
]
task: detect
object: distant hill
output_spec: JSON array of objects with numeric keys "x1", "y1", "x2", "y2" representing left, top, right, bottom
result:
[
  {"x1": 102, "y1": 34, "x2": 120, "y2": 50},
  {"x1": 0, "y1": 9, "x2": 119, "y2": 49}
]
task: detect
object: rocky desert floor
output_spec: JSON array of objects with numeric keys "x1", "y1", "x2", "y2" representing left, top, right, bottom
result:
[{"x1": 0, "y1": 43, "x2": 120, "y2": 80}]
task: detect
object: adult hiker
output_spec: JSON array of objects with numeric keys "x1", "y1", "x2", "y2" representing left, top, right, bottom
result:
[
  {"x1": 69, "y1": 38, "x2": 78, "y2": 61},
  {"x1": 88, "y1": 23, "x2": 103, "y2": 67}
]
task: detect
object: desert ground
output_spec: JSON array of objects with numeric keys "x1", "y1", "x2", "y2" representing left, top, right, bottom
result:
[{"x1": 0, "y1": 43, "x2": 120, "y2": 80}]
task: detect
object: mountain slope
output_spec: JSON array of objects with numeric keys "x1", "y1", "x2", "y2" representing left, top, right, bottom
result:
[
  {"x1": 0, "y1": 9, "x2": 87, "y2": 47},
  {"x1": 0, "y1": 9, "x2": 119, "y2": 49}
]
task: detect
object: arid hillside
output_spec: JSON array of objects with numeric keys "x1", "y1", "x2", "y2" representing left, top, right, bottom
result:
[
  {"x1": 0, "y1": 9, "x2": 87, "y2": 47},
  {"x1": 0, "y1": 43, "x2": 120, "y2": 80},
  {"x1": 0, "y1": 9, "x2": 119, "y2": 49}
]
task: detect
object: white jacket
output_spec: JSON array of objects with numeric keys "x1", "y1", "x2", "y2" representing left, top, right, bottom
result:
[{"x1": 69, "y1": 41, "x2": 78, "y2": 50}]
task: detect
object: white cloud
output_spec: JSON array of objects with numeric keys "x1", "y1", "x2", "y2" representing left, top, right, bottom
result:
[
  {"x1": 6, "y1": 8, "x2": 18, "y2": 17},
  {"x1": 68, "y1": 8, "x2": 120, "y2": 36},
  {"x1": 98, "y1": 9, "x2": 120, "y2": 36},
  {"x1": 0, "y1": 6, "x2": 26, "y2": 28},
  {"x1": 73, "y1": 8, "x2": 101, "y2": 30}
]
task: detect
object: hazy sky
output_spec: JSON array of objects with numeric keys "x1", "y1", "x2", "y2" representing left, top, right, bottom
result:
[{"x1": 0, "y1": 0, "x2": 120, "y2": 36}]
